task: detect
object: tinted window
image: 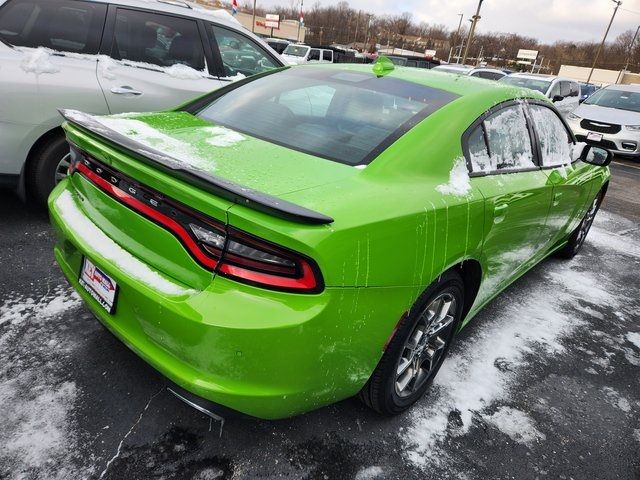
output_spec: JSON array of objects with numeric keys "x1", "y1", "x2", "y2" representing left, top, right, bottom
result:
[
  {"x1": 584, "y1": 88, "x2": 640, "y2": 113},
  {"x1": 529, "y1": 104, "x2": 573, "y2": 167},
  {"x1": 308, "y1": 49, "x2": 320, "y2": 61},
  {"x1": 499, "y1": 76, "x2": 551, "y2": 94},
  {"x1": 197, "y1": 68, "x2": 458, "y2": 165},
  {"x1": 112, "y1": 9, "x2": 204, "y2": 70},
  {"x1": 211, "y1": 25, "x2": 278, "y2": 77},
  {"x1": 468, "y1": 104, "x2": 535, "y2": 173},
  {"x1": 322, "y1": 50, "x2": 332, "y2": 61},
  {"x1": 0, "y1": 0, "x2": 106, "y2": 53}
]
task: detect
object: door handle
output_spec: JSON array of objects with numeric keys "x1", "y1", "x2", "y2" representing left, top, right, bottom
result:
[
  {"x1": 110, "y1": 86, "x2": 143, "y2": 96},
  {"x1": 494, "y1": 203, "x2": 508, "y2": 223}
]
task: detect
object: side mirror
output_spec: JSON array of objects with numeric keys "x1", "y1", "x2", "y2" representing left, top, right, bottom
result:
[
  {"x1": 580, "y1": 145, "x2": 612, "y2": 167},
  {"x1": 552, "y1": 95, "x2": 564, "y2": 103},
  {"x1": 579, "y1": 98, "x2": 585, "y2": 104}
]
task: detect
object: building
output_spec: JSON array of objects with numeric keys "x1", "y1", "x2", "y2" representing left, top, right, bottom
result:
[{"x1": 558, "y1": 65, "x2": 640, "y2": 86}]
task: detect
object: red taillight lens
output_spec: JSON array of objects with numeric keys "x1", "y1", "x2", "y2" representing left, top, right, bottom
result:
[
  {"x1": 70, "y1": 148, "x2": 323, "y2": 293},
  {"x1": 217, "y1": 228, "x2": 321, "y2": 292}
]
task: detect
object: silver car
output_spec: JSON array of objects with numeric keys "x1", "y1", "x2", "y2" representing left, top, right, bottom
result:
[
  {"x1": 499, "y1": 73, "x2": 581, "y2": 118},
  {"x1": 0, "y1": 0, "x2": 283, "y2": 204},
  {"x1": 566, "y1": 84, "x2": 640, "y2": 158}
]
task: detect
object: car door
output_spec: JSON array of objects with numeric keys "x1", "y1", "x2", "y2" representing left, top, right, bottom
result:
[
  {"x1": 0, "y1": 0, "x2": 108, "y2": 176},
  {"x1": 207, "y1": 24, "x2": 281, "y2": 81},
  {"x1": 527, "y1": 101, "x2": 598, "y2": 249},
  {"x1": 97, "y1": 6, "x2": 224, "y2": 114},
  {"x1": 464, "y1": 102, "x2": 554, "y2": 305}
]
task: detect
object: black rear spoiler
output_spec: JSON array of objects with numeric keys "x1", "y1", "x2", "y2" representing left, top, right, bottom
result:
[{"x1": 58, "y1": 109, "x2": 334, "y2": 225}]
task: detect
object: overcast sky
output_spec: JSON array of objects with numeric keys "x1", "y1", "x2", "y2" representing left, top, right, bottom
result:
[{"x1": 255, "y1": 0, "x2": 640, "y2": 43}]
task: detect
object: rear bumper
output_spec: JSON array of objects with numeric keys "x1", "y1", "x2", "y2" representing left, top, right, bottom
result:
[{"x1": 49, "y1": 180, "x2": 410, "y2": 419}]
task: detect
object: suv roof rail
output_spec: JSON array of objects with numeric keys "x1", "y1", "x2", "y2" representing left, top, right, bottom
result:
[{"x1": 157, "y1": 0, "x2": 192, "y2": 9}]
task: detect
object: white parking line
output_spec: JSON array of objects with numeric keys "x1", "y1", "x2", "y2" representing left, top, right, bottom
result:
[{"x1": 612, "y1": 161, "x2": 640, "y2": 171}]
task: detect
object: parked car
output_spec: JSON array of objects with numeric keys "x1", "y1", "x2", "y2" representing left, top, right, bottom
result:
[
  {"x1": 499, "y1": 73, "x2": 581, "y2": 117},
  {"x1": 0, "y1": 0, "x2": 284, "y2": 204},
  {"x1": 432, "y1": 65, "x2": 506, "y2": 80},
  {"x1": 49, "y1": 60, "x2": 610, "y2": 419},
  {"x1": 281, "y1": 44, "x2": 333, "y2": 64},
  {"x1": 579, "y1": 82, "x2": 599, "y2": 102},
  {"x1": 265, "y1": 37, "x2": 289, "y2": 54},
  {"x1": 567, "y1": 84, "x2": 640, "y2": 158}
]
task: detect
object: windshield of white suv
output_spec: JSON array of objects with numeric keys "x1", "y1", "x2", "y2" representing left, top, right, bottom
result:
[
  {"x1": 499, "y1": 76, "x2": 551, "y2": 94},
  {"x1": 283, "y1": 45, "x2": 309, "y2": 57},
  {"x1": 584, "y1": 88, "x2": 640, "y2": 113}
]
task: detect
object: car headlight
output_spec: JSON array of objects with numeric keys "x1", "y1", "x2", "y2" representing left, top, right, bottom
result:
[
  {"x1": 566, "y1": 112, "x2": 581, "y2": 121},
  {"x1": 625, "y1": 125, "x2": 640, "y2": 132}
]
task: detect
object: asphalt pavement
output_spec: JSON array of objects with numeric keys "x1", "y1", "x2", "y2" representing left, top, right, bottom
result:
[{"x1": 1, "y1": 160, "x2": 639, "y2": 480}]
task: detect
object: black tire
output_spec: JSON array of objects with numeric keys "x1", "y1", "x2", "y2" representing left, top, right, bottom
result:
[
  {"x1": 26, "y1": 134, "x2": 71, "y2": 207},
  {"x1": 359, "y1": 271, "x2": 464, "y2": 415},
  {"x1": 556, "y1": 190, "x2": 604, "y2": 259}
]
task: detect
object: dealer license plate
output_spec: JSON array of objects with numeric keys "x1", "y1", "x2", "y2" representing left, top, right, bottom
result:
[
  {"x1": 587, "y1": 132, "x2": 603, "y2": 142},
  {"x1": 79, "y1": 257, "x2": 118, "y2": 314}
]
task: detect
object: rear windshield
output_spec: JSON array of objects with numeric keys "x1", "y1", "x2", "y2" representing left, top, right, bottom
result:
[
  {"x1": 196, "y1": 68, "x2": 458, "y2": 165},
  {"x1": 499, "y1": 76, "x2": 551, "y2": 94},
  {"x1": 584, "y1": 88, "x2": 640, "y2": 113}
]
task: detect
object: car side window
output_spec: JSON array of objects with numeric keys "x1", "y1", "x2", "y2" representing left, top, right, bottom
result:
[
  {"x1": 112, "y1": 9, "x2": 205, "y2": 70},
  {"x1": 549, "y1": 82, "x2": 561, "y2": 98},
  {"x1": 528, "y1": 104, "x2": 574, "y2": 167},
  {"x1": 210, "y1": 25, "x2": 279, "y2": 77},
  {"x1": 322, "y1": 50, "x2": 332, "y2": 62},
  {"x1": 560, "y1": 81, "x2": 572, "y2": 98},
  {"x1": 481, "y1": 104, "x2": 536, "y2": 172},
  {"x1": 309, "y1": 49, "x2": 320, "y2": 61},
  {"x1": 0, "y1": 0, "x2": 106, "y2": 53},
  {"x1": 569, "y1": 82, "x2": 579, "y2": 97}
]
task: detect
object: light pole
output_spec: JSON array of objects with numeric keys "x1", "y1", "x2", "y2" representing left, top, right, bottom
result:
[
  {"x1": 447, "y1": 13, "x2": 464, "y2": 63},
  {"x1": 624, "y1": 24, "x2": 640, "y2": 72},
  {"x1": 296, "y1": 0, "x2": 303, "y2": 43},
  {"x1": 251, "y1": 0, "x2": 256, "y2": 33},
  {"x1": 587, "y1": 0, "x2": 622, "y2": 84},
  {"x1": 462, "y1": 0, "x2": 483, "y2": 65}
]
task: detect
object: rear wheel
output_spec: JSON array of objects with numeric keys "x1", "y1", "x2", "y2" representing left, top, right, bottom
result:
[
  {"x1": 27, "y1": 134, "x2": 71, "y2": 206},
  {"x1": 556, "y1": 190, "x2": 603, "y2": 259},
  {"x1": 359, "y1": 271, "x2": 464, "y2": 415}
]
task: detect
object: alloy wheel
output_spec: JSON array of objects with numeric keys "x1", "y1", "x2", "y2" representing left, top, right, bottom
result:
[
  {"x1": 574, "y1": 196, "x2": 599, "y2": 250},
  {"x1": 54, "y1": 153, "x2": 71, "y2": 184},
  {"x1": 394, "y1": 293, "x2": 458, "y2": 398}
]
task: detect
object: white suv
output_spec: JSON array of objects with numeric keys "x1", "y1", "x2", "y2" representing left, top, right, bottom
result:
[
  {"x1": 499, "y1": 73, "x2": 581, "y2": 118},
  {"x1": 0, "y1": 0, "x2": 284, "y2": 203}
]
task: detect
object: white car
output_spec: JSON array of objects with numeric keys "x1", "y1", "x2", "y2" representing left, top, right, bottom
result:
[
  {"x1": 499, "y1": 73, "x2": 581, "y2": 118},
  {"x1": 281, "y1": 44, "x2": 333, "y2": 65},
  {"x1": 432, "y1": 65, "x2": 506, "y2": 80},
  {"x1": 566, "y1": 84, "x2": 640, "y2": 158},
  {"x1": 0, "y1": 0, "x2": 284, "y2": 204}
]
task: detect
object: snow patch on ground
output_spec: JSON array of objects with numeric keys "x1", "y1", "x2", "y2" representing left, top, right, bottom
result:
[
  {"x1": 20, "y1": 47, "x2": 59, "y2": 75},
  {"x1": 55, "y1": 190, "x2": 194, "y2": 296},
  {"x1": 436, "y1": 158, "x2": 471, "y2": 197},
  {"x1": 634, "y1": 429, "x2": 640, "y2": 443},
  {"x1": 0, "y1": 286, "x2": 89, "y2": 479},
  {"x1": 602, "y1": 387, "x2": 631, "y2": 413},
  {"x1": 482, "y1": 406, "x2": 546, "y2": 446},
  {"x1": 626, "y1": 332, "x2": 640, "y2": 350},
  {"x1": 354, "y1": 465, "x2": 384, "y2": 479}
]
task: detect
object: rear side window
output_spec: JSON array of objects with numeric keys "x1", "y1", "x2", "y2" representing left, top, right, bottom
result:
[
  {"x1": 210, "y1": 25, "x2": 278, "y2": 77},
  {"x1": 528, "y1": 104, "x2": 573, "y2": 167},
  {"x1": 0, "y1": 0, "x2": 106, "y2": 53},
  {"x1": 309, "y1": 49, "x2": 320, "y2": 61},
  {"x1": 196, "y1": 68, "x2": 458, "y2": 165},
  {"x1": 112, "y1": 9, "x2": 204, "y2": 70},
  {"x1": 467, "y1": 104, "x2": 535, "y2": 173},
  {"x1": 322, "y1": 50, "x2": 332, "y2": 62}
]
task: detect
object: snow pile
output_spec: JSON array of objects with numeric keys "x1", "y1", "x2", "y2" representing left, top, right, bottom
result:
[
  {"x1": 482, "y1": 406, "x2": 546, "y2": 445},
  {"x1": 0, "y1": 290, "x2": 80, "y2": 327},
  {"x1": 627, "y1": 332, "x2": 640, "y2": 350},
  {"x1": 436, "y1": 158, "x2": 471, "y2": 197},
  {"x1": 354, "y1": 466, "x2": 384, "y2": 479},
  {"x1": 55, "y1": 190, "x2": 194, "y2": 296},
  {"x1": 164, "y1": 63, "x2": 205, "y2": 80},
  {"x1": 20, "y1": 47, "x2": 59, "y2": 75},
  {"x1": 204, "y1": 126, "x2": 245, "y2": 147},
  {"x1": 90, "y1": 115, "x2": 216, "y2": 172},
  {"x1": 222, "y1": 72, "x2": 246, "y2": 82}
]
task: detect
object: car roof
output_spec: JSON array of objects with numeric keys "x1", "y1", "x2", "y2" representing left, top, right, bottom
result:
[
  {"x1": 604, "y1": 83, "x2": 640, "y2": 92},
  {"x1": 79, "y1": 0, "x2": 243, "y2": 30},
  {"x1": 469, "y1": 67, "x2": 505, "y2": 74},
  {"x1": 509, "y1": 73, "x2": 576, "y2": 83},
  {"x1": 297, "y1": 63, "x2": 548, "y2": 103}
]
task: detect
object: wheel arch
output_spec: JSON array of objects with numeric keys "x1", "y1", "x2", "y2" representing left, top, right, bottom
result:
[
  {"x1": 451, "y1": 259, "x2": 482, "y2": 322},
  {"x1": 24, "y1": 126, "x2": 65, "y2": 177}
]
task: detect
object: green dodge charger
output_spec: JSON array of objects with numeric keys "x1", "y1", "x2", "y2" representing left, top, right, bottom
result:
[{"x1": 48, "y1": 60, "x2": 611, "y2": 419}]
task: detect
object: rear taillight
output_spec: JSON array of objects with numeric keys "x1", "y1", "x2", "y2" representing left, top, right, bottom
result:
[{"x1": 69, "y1": 147, "x2": 323, "y2": 293}]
